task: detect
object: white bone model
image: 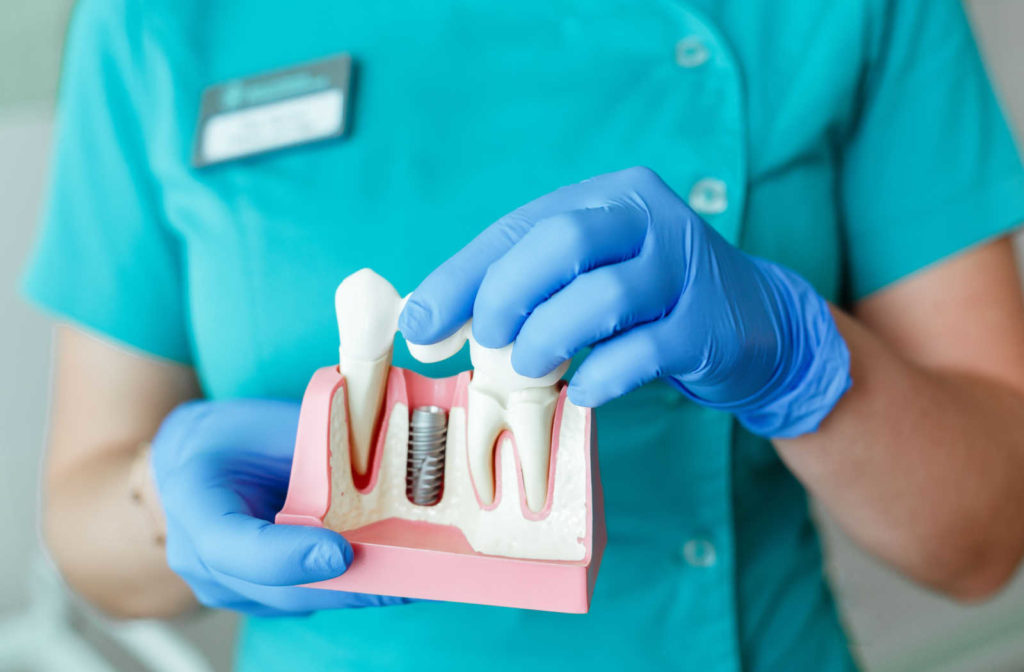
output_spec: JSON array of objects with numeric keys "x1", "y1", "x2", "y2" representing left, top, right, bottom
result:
[{"x1": 334, "y1": 269, "x2": 571, "y2": 514}]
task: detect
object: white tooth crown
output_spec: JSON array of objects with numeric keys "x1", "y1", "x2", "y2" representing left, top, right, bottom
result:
[
  {"x1": 327, "y1": 268, "x2": 588, "y2": 560},
  {"x1": 334, "y1": 269, "x2": 402, "y2": 361}
]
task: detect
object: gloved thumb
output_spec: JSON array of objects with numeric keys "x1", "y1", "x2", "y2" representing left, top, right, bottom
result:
[{"x1": 197, "y1": 515, "x2": 354, "y2": 587}]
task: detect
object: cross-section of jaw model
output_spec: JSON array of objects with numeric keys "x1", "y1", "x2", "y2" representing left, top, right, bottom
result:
[
  {"x1": 336, "y1": 268, "x2": 568, "y2": 513},
  {"x1": 276, "y1": 269, "x2": 606, "y2": 613}
]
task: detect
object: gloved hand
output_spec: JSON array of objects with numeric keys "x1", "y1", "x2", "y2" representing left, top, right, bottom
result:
[
  {"x1": 152, "y1": 399, "x2": 410, "y2": 616},
  {"x1": 399, "y1": 167, "x2": 851, "y2": 438}
]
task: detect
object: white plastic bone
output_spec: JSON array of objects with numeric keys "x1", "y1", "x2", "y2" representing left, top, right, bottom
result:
[{"x1": 333, "y1": 269, "x2": 567, "y2": 511}]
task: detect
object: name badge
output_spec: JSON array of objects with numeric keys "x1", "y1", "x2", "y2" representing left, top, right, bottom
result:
[{"x1": 192, "y1": 53, "x2": 352, "y2": 167}]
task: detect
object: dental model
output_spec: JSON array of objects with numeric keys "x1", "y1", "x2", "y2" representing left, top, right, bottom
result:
[{"x1": 277, "y1": 269, "x2": 605, "y2": 613}]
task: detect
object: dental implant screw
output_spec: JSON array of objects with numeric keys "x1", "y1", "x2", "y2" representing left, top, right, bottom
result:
[{"x1": 406, "y1": 405, "x2": 447, "y2": 506}]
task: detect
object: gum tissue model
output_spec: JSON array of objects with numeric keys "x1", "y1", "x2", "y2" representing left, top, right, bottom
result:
[{"x1": 276, "y1": 269, "x2": 605, "y2": 613}]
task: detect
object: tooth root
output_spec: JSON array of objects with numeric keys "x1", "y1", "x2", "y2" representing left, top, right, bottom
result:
[
  {"x1": 466, "y1": 384, "x2": 507, "y2": 505},
  {"x1": 507, "y1": 386, "x2": 559, "y2": 512},
  {"x1": 340, "y1": 351, "x2": 391, "y2": 475}
]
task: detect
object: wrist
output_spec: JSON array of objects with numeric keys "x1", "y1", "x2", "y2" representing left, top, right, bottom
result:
[
  {"x1": 734, "y1": 288, "x2": 851, "y2": 438},
  {"x1": 670, "y1": 263, "x2": 852, "y2": 438}
]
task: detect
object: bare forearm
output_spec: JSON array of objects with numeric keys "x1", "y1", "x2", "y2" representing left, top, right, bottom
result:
[
  {"x1": 43, "y1": 326, "x2": 202, "y2": 617},
  {"x1": 45, "y1": 443, "x2": 196, "y2": 618},
  {"x1": 776, "y1": 308, "x2": 1024, "y2": 600}
]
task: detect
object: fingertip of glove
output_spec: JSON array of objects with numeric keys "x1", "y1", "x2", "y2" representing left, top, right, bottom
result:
[
  {"x1": 470, "y1": 319, "x2": 511, "y2": 351},
  {"x1": 567, "y1": 384, "x2": 596, "y2": 409},
  {"x1": 398, "y1": 298, "x2": 434, "y2": 344},
  {"x1": 304, "y1": 540, "x2": 352, "y2": 579}
]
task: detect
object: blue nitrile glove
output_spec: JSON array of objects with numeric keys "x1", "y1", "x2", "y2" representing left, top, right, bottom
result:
[
  {"x1": 152, "y1": 399, "x2": 411, "y2": 616},
  {"x1": 399, "y1": 167, "x2": 851, "y2": 438}
]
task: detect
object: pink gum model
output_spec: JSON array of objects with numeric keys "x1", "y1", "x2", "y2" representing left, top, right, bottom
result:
[{"x1": 275, "y1": 365, "x2": 606, "y2": 613}]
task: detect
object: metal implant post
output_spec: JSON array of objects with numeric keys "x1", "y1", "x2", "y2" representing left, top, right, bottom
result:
[{"x1": 406, "y1": 405, "x2": 448, "y2": 506}]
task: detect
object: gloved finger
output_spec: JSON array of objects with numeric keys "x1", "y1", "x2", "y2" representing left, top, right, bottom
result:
[
  {"x1": 399, "y1": 170, "x2": 637, "y2": 345},
  {"x1": 164, "y1": 519, "x2": 285, "y2": 614},
  {"x1": 196, "y1": 578, "x2": 315, "y2": 617},
  {"x1": 164, "y1": 464, "x2": 353, "y2": 586},
  {"x1": 510, "y1": 258, "x2": 673, "y2": 378},
  {"x1": 237, "y1": 604, "x2": 312, "y2": 618},
  {"x1": 192, "y1": 580, "x2": 283, "y2": 615},
  {"x1": 213, "y1": 570, "x2": 415, "y2": 612},
  {"x1": 165, "y1": 517, "x2": 209, "y2": 584},
  {"x1": 171, "y1": 526, "x2": 398, "y2": 616},
  {"x1": 399, "y1": 221, "x2": 521, "y2": 345},
  {"x1": 567, "y1": 320, "x2": 670, "y2": 408},
  {"x1": 471, "y1": 205, "x2": 647, "y2": 349}
]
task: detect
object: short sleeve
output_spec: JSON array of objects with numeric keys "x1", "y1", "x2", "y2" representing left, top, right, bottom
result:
[
  {"x1": 840, "y1": 0, "x2": 1024, "y2": 301},
  {"x1": 21, "y1": 0, "x2": 192, "y2": 363}
]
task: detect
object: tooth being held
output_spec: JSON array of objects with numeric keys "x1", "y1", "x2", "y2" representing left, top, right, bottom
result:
[
  {"x1": 335, "y1": 269, "x2": 402, "y2": 477},
  {"x1": 468, "y1": 338, "x2": 568, "y2": 512}
]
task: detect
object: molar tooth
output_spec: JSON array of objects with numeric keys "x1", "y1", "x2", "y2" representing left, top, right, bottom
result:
[
  {"x1": 507, "y1": 386, "x2": 560, "y2": 512},
  {"x1": 335, "y1": 269, "x2": 403, "y2": 476},
  {"x1": 465, "y1": 384, "x2": 507, "y2": 505},
  {"x1": 468, "y1": 336, "x2": 568, "y2": 511}
]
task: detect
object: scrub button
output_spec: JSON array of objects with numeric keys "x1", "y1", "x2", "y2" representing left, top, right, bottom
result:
[
  {"x1": 682, "y1": 537, "x2": 717, "y2": 568},
  {"x1": 689, "y1": 178, "x2": 728, "y2": 215},
  {"x1": 676, "y1": 36, "x2": 710, "y2": 68}
]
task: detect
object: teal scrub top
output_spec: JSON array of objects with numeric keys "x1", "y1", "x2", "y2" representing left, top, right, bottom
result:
[{"x1": 25, "y1": 0, "x2": 1024, "y2": 670}]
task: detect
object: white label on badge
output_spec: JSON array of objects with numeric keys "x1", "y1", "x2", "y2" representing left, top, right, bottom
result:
[{"x1": 200, "y1": 88, "x2": 344, "y2": 164}]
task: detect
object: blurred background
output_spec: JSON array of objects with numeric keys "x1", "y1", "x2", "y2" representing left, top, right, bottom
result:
[{"x1": 3, "y1": 1, "x2": 1024, "y2": 670}]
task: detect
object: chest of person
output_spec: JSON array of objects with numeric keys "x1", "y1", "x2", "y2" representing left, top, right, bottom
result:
[{"x1": 138, "y1": 0, "x2": 862, "y2": 399}]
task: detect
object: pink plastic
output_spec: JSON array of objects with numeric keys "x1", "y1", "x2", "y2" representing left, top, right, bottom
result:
[{"x1": 276, "y1": 365, "x2": 605, "y2": 613}]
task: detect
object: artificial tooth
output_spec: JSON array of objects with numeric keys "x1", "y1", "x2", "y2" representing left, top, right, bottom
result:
[
  {"x1": 335, "y1": 269, "x2": 403, "y2": 476},
  {"x1": 467, "y1": 337, "x2": 568, "y2": 511}
]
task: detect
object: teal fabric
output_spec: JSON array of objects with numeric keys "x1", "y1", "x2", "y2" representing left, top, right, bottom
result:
[{"x1": 23, "y1": 0, "x2": 1024, "y2": 670}]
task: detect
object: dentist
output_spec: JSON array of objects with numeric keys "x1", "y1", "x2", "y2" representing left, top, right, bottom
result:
[{"x1": 23, "y1": 0, "x2": 1024, "y2": 670}]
